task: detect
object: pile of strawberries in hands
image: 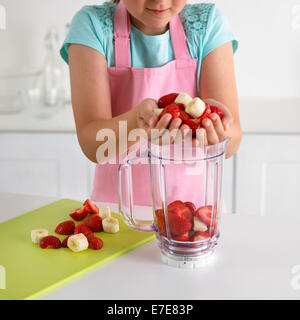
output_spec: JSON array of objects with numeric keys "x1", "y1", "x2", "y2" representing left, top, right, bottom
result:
[
  {"x1": 155, "y1": 200, "x2": 218, "y2": 242},
  {"x1": 31, "y1": 199, "x2": 119, "y2": 252},
  {"x1": 154, "y1": 92, "x2": 224, "y2": 136}
]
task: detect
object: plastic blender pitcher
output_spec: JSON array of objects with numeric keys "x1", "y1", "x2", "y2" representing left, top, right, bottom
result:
[{"x1": 118, "y1": 138, "x2": 229, "y2": 268}]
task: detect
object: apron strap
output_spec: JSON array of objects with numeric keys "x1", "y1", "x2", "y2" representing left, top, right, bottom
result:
[
  {"x1": 113, "y1": 0, "x2": 131, "y2": 67},
  {"x1": 113, "y1": 0, "x2": 190, "y2": 68}
]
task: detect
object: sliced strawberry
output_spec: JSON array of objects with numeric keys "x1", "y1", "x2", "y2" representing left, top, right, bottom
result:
[
  {"x1": 167, "y1": 200, "x2": 185, "y2": 211},
  {"x1": 84, "y1": 215, "x2": 103, "y2": 232},
  {"x1": 40, "y1": 235, "x2": 61, "y2": 249},
  {"x1": 199, "y1": 103, "x2": 212, "y2": 124},
  {"x1": 178, "y1": 109, "x2": 191, "y2": 121},
  {"x1": 210, "y1": 105, "x2": 224, "y2": 119},
  {"x1": 168, "y1": 209, "x2": 192, "y2": 236},
  {"x1": 62, "y1": 235, "x2": 71, "y2": 248},
  {"x1": 74, "y1": 224, "x2": 94, "y2": 241},
  {"x1": 88, "y1": 236, "x2": 103, "y2": 250},
  {"x1": 158, "y1": 93, "x2": 179, "y2": 108},
  {"x1": 158, "y1": 103, "x2": 181, "y2": 121},
  {"x1": 83, "y1": 199, "x2": 99, "y2": 215},
  {"x1": 195, "y1": 205, "x2": 218, "y2": 228},
  {"x1": 190, "y1": 231, "x2": 210, "y2": 242},
  {"x1": 183, "y1": 118, "x2": 200, "y2": 136},
  {"x1": 55, "y1": 220, "x2": 75, "y2": 235},
  {"x1": 155, "y1": 209, "x2": 166, "y2": 235},
  {"x1": 69, "y1": 206, "x2": 89, "y2": 221},
  {"x1": 173, "y1": 232, "x2": 190, "y2": 242},
  {"x1": 184, "y1": 202, "x2": 196, "y2": 214}
]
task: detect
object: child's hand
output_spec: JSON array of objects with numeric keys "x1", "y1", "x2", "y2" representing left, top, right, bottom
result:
[
  {"x1": 137, "y1": 98, "x2": 187, "y2": 144},
  {"x1": 197, "y1": 98, "x2": 234, "y2": 146}
]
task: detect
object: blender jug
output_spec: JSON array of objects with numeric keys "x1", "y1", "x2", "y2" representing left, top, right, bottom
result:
[{"x1": 118, "y1": 138, "x2": 229, "y2": 268}]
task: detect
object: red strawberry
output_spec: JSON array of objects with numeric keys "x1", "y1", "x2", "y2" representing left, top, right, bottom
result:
[
  {"x1": 88, "y1": 236, "x2": 103, "y2": 250},
  {"x1": 74, "y1": 224, "x2": 94, "y2": 241},
  {"x1": 69, "y1": 206, "x2": 89, "y2": 221},
  {"x1": 155, "y1": 209, "x2": 166, "y2": 235},
  {"x1": 190, "y1": 231, "x2": 210, "y2": 242},
  {"x1": 158, "y1": 103, "x2": 180, "y2": 121},
  {"x1": 178, "y1": 109, "x2": 191, "y2": 121},
  {"x1": 195, "y1": 206, "x2": 218, "y2": 228},
  {"x1": 199, "y1": 103, "x2": 212, "y2": 123},
  {"x1": 176, "y1": 103, "x2": 186, "y2": 110},
  {"x1": 62, "y1": 236, "x2": 71, "y2": 248},
  {"x1": 55, "y1": 220, "x2": 75, "y2": 235},
  {"x1": 167, "y1": 200, "x2": 185, "y2": 211},
  {"x1": 184, "y1": 202, "x2": 196, "y2": 214},
  {"x1": 173, "y1": 232, "x2": 190, "y2": 242},
  {"x1": 83, "y1": 199, "x2": 99, "y2": 215},
  {"x1": 84, "y1": 215, "x2": 103, "y2": 232},
  {"x1": 183, "y1": 118, "x2": 200, "y2": 136},
  {"x1": 158, "y1": 93, "x2": 179, "y2": 108},
  {"x1": 210, "y1": 106, "x2": 224, "y2": 119},
  {"x1": 168, "y1": 209, "x2": 192, "y2": 236},
  {"x1": 40, "y1": 235, "x2": 61, "y2": 249}
]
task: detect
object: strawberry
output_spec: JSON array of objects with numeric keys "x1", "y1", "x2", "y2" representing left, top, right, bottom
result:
[
  {"x1": 62, "y1": 235, "x2": 71, "y2": 248},
  {"x1": 199, "y1": 103, "x2": 212, "y2": 123},
  {"x1": 55, "y1": 220, "x2": 75, "y2": 235},
  {"x1": 183, "y1": 118, "x2": 200, "y2": 136},
  {"x1": 167, "y1": 200, "x2": 193, "y2": 223},
  {"x1": 158, "y1": 103, "x2": 180, "y2": 121},
  {"x1": 88, "y1": 236, "x2": 104, "y2": 250},
  {"x1": 155, "y1": 209, "x2": 166, "y2": 235},
  {"x1": 83, "y1": 199, "x2": 99, "y2": 215},
  {"x1": 178, "y1": 109, "x2": 191, "y2": 121},
  {"x1": 84, "y1": 215, "x2": 103, "y2": 232},
  {"x1": 195, "y1": 206, "x2": 218, "y2": 228},
  {"x1": 167, "y1": 200, "x2": 185, "y2": 211},
  {"x1": 168, "y1": 209, "x2": 192, "y2": 236},
  {"x1": 173, "y1": 232, "x2": 190, "y2": 242},
  {"x1": 210, "y1": 106, "x2": 224, "y2": 119},
  {"x1": 69, "y1": 206, "x2": 89, "y2": 221},
  {"x1": 158, "y1": 93, "x2": 179, "y2": 108},
  {"x1": 190, "y1": 231, "x2": 210, "y2": 242},
  {"x1": 40, "y1": 235, "x2": 61, "y2": 249},
  {"x1": 184, "y1": 201, "x2": 196, "y2": 214},
  {"x1": 74, "y1": 224, "x2": 94, "y2": 241},
  {"x1": 176, "y1": 103, "x2": 186, "y2": 110}
]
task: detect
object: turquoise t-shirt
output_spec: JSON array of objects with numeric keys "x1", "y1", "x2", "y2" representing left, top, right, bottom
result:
[{"x1": 60, "y1": 1, "x2": 238, "y2": 95}]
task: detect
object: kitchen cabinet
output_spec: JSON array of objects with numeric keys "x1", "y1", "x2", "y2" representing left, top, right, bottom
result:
[
  {"x1": 235, "y1": 134, "x2": 300, "y2": 219},
  {"x1": 0, "y1": 132, "x2": 95, "y2": 201}
]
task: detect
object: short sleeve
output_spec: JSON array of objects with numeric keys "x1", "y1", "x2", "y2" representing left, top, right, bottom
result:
[
  {"x1": 60, "y1": 6, "x2": 105, "y2": 65},
  {"x1": 202, "y1": 6, "x2": 238, "y2": 59}
]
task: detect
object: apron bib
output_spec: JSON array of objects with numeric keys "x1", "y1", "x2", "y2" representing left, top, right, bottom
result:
[{"x1": 91, "y1": 0, "x2": 200, "y2": 205}]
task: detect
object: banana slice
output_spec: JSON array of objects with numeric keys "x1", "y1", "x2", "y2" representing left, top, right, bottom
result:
[
  {"x1": 102, "y1": 217, "x2": 119, "y2": 233},
  {"x1": 193, "y1": 216, "x2": 208, "y2": 232},
  {"x1": 67, "y1": 233, "x2": 89, "y2": 252},
  {"x1": 99, "y1": 206, "x2": 111, "y2": 219},
  {"x1": 153, "y1": 108, "x2": 164, "y2": 116},
  {"x1": 31, "y1": 229, "x2": 48, "y2": 244},
  {"x1": 174, "y1": 92, "x2": 193, "y2": 107},
  {"x1": 185, "y1": 97, "x2": 206, "y2": 118}
]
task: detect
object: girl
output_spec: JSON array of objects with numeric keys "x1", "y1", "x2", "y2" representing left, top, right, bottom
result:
[{"x1": 60, "y1": 0, "x2": 242, "y2": 205}]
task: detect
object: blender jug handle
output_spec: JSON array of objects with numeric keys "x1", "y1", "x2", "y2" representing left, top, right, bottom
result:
[{"x1": 118, "y1": 153, "x2": 156, "y2": 233}]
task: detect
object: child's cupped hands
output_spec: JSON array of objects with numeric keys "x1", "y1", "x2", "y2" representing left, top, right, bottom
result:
[{"x1": 136, "y1": 98, "x2": 233, "y2": 146}]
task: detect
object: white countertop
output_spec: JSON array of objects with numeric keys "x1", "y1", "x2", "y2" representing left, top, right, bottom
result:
[
  {"x1": 1, "y1": 192, "x2": 300, "y2": 300},
  {"x1": 0, "y1": 98, "x2": 300, "y2": 134}
]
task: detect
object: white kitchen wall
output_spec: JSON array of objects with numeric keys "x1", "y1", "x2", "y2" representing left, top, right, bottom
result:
[{"x1": 0, "y1": 0, "x2": 299, "y2": 98}]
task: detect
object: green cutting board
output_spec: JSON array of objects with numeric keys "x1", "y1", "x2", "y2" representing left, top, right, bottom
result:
[{"x1": 0, "y1": 199, "x2": 155, "y2": 300}]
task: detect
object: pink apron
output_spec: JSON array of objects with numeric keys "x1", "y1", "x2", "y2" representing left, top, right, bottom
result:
[{"x1": 91, "y1": 0, "x2": 209, "y2": 207}]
